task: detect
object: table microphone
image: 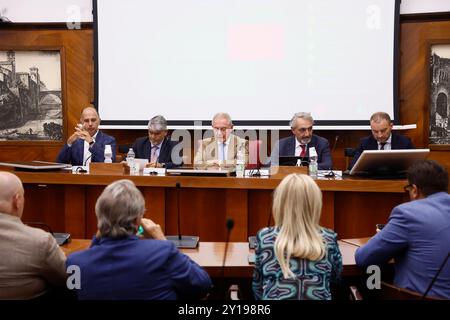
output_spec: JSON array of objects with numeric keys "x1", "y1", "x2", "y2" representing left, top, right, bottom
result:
[
  {"x1": 324, "y1": 135, "x2": 339, "y2": 178},
  {"x1": 222, "y1": 218, "x2": 235, "y2": 279},
  {"x1": 166, "y1": 182, "x2": 200, "y2": 248}
]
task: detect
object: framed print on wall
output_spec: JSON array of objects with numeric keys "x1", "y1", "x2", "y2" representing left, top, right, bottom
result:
[{"x1": 0, "y1": 49, "x2": 64, "y2": 142}]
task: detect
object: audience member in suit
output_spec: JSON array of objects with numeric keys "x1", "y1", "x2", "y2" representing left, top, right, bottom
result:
[
  {"x1": 67, "y1": 179, "x2": 212, "y2": 300},
  {"x1": 253, "y1": 174, "x2": 342, "y2": 300},
  {"x1": 270, "y1": 112, "x2": 332, "y2": 170},
  {"x1": 0, "y1": 172, "x2": 67, "y2": 299},
  {"x1": 355, "y1": 160, "x2": 450, "y2": 299},
  {"x1": 349, "y1": 112, "x2": 414, "y2": 169},
  {"x1": 56, "y1": 107, "x2": 116, "y2": 166},
  {"x1": 132, "y1": 115, "x2": 182, "y2": 169},
  {"x1": 194, "y1": 112, "x2": 248, "y2": 169}
]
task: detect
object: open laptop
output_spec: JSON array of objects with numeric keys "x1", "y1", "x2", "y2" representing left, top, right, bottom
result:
[{"x1": 349, "y1": 149, "x2": 430, "y2": 178}]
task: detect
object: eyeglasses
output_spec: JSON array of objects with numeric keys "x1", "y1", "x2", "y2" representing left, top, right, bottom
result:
[{"x1": 403, "y1": 184, "x2": 413, "y2": 192}]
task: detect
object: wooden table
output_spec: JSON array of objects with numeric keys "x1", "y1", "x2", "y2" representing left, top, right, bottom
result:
[
  {"x1": 62, "y1": 238, "x2": 366, "y2": 277},
  {"x1": 11, "y1": 165, "x2": 407, "y2": 241}
]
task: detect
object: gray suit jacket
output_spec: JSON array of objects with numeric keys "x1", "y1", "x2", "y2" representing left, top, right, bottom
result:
[{"x1": 0, "y1": 213, "x2": 67, "y2": 299}]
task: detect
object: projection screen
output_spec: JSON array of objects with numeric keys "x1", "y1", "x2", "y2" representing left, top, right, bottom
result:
[{"x1": 94, "y1": 0, "x2": 400, "y2": 128}]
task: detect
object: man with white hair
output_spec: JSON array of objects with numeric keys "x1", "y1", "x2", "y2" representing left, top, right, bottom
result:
[
  {"x1": 271, "y1": 112, "x2": 332, "y2": 169},
  {"x1": 132, "y1": 115, "x2": 182, "y2": 168},
  {"x1": 194, "y1": 112, "x2": 248, "y2": 168},
  {"x1": 0, "y1": 172, "x2": 67, "y2": 299},
  {"x1": 66, "y1": 179, "x2": 212, "y2": 300}
]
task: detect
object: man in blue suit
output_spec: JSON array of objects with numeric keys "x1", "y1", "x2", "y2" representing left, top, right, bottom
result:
[
  {"x1": 349, "y1": 112, "x2": 414, "y2": 169},
  {"x1": 355, "y1": 160, "x2": 450, "y2": 299},
  {"x1": 270, "y1": 112, "x2": 332, "y2": 170},
  {"x1": 66, "y1": 179, "x2": 212, "y2": 300},
  {"x1": 132, "y1": 115, "x2": 182, "y2": 168},
  {"x1": 56, "y1": 107, "x2": 116, "y2": 165}
]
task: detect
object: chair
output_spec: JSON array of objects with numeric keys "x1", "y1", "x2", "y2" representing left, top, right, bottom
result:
[
  {"x1": 247, "y1": 139, "x2": 262, "y2": 170},
  {"x1": 344, "y1": 147, "x2": 356, "y2": 169},
  {"x1": 350, "y1": 282, "x2": 443, "y2": 300}
]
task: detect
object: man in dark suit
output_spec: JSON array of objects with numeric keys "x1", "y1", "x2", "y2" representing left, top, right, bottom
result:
[
  {"x1": 271, "y1": 112, "x2": 332, "y2": 170},
  {"x1": 355, "y1": 160, "x2": 450, "y2": 299},
  {"x1": 132, "y1": 115, "x2": 182, "y2": 168},
  {"x1": 56, "y1": 107, "x2": 116, "y2": 166},
  {"x1": 66, "y1": 179, "x2": 212, "y2": 300},
  {"x1": 349, "y1": 112, "x2": 414, "y2": 169}
]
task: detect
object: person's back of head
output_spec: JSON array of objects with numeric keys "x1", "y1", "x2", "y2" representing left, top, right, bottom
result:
[
  {"x1": 272, "y1": 173, "x2": 325, "y2": 278},
  {"x1": 407, "y1": 160, "x2": 448, "y2": 198},
  {"x1": 0, "y1": 171, "x2": 25, "y2": 218},
  {"x1": 96, "y1": 179, "x2": 145, "y2": 238}
]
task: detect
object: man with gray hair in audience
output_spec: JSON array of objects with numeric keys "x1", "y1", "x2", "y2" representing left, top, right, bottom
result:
[
  {"x1": 132, "y1": 115, "x2": 182, "y2": 168},
  {"x1": 66, "y1": 179, "x2": 212, "y2": 300},
  {"x1": 194, "y1": 112, "x2": 248, "y2": 169},
  {"x1": 271, "y1": 112, "x2": 332, "y2": 169},
  {"x1": 0, "y1": 172, "x2": 67, "y2": 299}
]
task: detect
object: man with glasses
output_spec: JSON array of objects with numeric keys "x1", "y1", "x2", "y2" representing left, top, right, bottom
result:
[
  {"x1": 349, "y1": 112, "x2": 414, "y2": 169},
  {"x1": 355, "y1": 160, "x2": 450, "y2": 299},
  {"x1": 270, "y1": 112, "x2": 332, "y2": 169},
  {"x1": 132, "y1": 115, "x2": 182, "y2": 168},
  {"x1": 194, "y1": 112, "x2": 248, "y2": 169}
]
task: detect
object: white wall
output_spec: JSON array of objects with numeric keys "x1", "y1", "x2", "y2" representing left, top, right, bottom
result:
[{"x1": 1, "y1": 0, "x2": 450, "y2": 23}]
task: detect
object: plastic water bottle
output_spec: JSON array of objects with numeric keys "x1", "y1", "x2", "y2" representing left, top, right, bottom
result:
[
  {"x1": 236, "y1": 149, "x2": 245, "y2": 178},
  {"x1": 126, "y1": 148, "x2": 136, "y2": 174},
  {"x1": 104, "y1": 145, "x2": 112, "y2": 163},
  {"x1": 309, "y1": 147, "x2": 318, "y2": 178}
]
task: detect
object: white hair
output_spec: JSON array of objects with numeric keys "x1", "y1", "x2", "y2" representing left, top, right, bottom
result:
[{"x1": 96, "y1": 179, "x2": 145, "y2": 238}]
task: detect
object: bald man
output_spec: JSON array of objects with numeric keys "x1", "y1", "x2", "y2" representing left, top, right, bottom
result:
[
  {"x1": 0, "y1": 172, "x2": 67, "y2": 299},
  {"x1": 56, "y1": 107, "x2": 117, "y2": 166}
]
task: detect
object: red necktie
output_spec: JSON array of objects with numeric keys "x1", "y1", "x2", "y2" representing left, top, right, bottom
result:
[{"x1": 299, "y1": 145, "x2": 306, "y2": 157}]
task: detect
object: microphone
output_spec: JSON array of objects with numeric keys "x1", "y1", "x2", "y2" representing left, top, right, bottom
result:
[
  {"x1": 324, "y1": 135, "x2": 339, "y2": 178},
  {"x1": 222, "y1": 218, "x2": 234, "y2": 279},
  {"x1": 166, "y1": 182, "x2": 200, "y2": 248},
  {"x1": 421, "y1": 251, "x2": 450, "y2": 299}
]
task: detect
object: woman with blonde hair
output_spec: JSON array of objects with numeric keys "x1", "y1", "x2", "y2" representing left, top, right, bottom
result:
[{"x1": 253, "y1": 174, "x2": 342, "y2": 300}]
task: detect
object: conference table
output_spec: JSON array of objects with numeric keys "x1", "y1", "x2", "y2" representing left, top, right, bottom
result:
[
  {"x1": 7, "y1": 163, "x2": 408, "y2": 241},
  {"x1": 61, "y1": 238, "x2": 370, "y2": 277}
]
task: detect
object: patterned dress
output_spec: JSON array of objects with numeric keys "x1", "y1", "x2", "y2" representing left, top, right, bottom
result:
[{"x1": 252, "y1": 227, "x2": 342, "y2": 300}]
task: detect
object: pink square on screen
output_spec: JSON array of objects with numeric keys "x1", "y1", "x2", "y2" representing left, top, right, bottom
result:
[{"x1": 227, "y1": 24, "x2": 285, "y2": 61}]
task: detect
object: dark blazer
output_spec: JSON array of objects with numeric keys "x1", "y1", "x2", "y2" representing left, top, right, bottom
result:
[
  {"x1": 132, "y1": 137, "x2": 182, "y2": 169},
  {"x1": 355, "y1": 192, "x2": 450, "y2": 299},
  {"x1": 349, "y1": 132, "x2": 414, "y2": 169},
  {"x1": 56, "y1": 131, "x2": 116, "y2": 166},
  {"x1": 66, "y1": 236, "x2": 213, "y2": 300},
  {"x1": 271, "y1": 134, "x2": 332, "y2": 170}
]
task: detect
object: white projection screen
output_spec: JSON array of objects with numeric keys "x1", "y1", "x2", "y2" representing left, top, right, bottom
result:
[{"x1": 94, "y1": 0, "x2": 400, "y2": 128}]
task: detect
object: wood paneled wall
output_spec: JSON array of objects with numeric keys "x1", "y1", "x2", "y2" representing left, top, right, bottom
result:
[{"x1": 1, "y1": 20, "x2": 449, "y2": 172}]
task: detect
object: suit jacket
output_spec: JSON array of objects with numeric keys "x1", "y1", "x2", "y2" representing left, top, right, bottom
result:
[
  {"x1": 270, "y1": 135, "x2": 332, "y2": 170},
  {"x1": 132, "y1": 137, "x2": 182, "y2": 169},
  {"x1": 349, "y1": 132, "x2": 414, "y2": 169},
  {"x1": 0, "y1": 213, "x2": 67, "y2": 299},
  {"x1": 66, "y1": 236, "x2": 212, "y2": 300},
  {"x1": 194, "y1": 134, "x2": 249, "y2": 168},
  {"x1": 355, "y1": 192, "x2": 450, "y2": 299},
  {"x1": 56, "y1": 131, "x2": 117, "y2": 166}
]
